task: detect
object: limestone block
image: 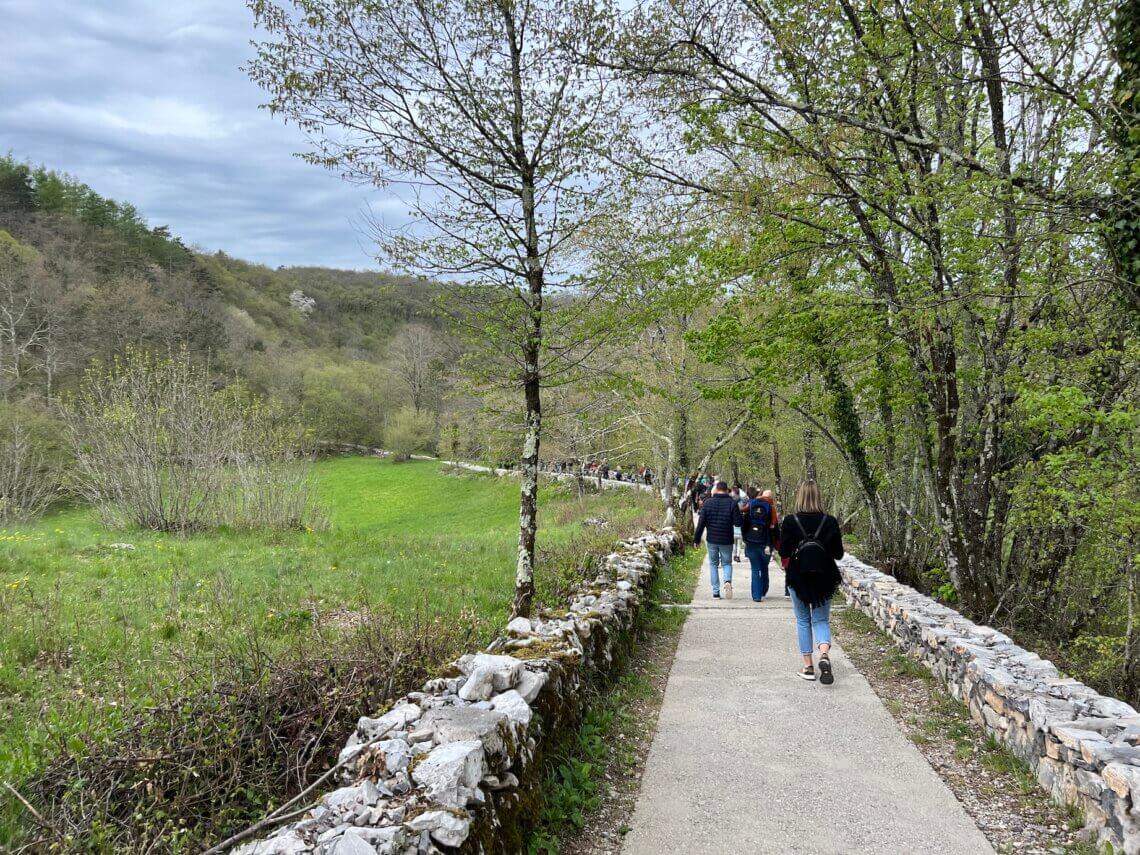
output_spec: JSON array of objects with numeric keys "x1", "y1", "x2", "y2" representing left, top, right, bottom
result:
[
  {"x1": 454, "y1": 653, "x2": 524, "y2": 691},
  {"x1": 1036, "y1": 756, "x2": 1063, "y2": 795},
  {"x1": 323, "y1": 830, "x2": 375, "y2": 855},
  {"x1": 506, "y1": 617, "x2": 533, "y2": 635},
  {"x1": 490, "y1": 689, "x2": 533, "y2": 728},
  {"x1": 519, "y1": 670, "x2": 549, "y2": 702},
  {"x1": 326, "y1": 781, "x2": 381, "y2": 810},
  {"x1": 1101, "y1": 762, "x2": 1140, "y2": 798},
  {"x1": 1090, "y1": 697, "x2": 1139, "y2": 718},
  {"x1": 234, "y1": 831, "x2": 311, "y2": 855},
  {"x1": 1030, "y1": 696, "x2": 1078, "y2": 732},
  {"x1": 406, "y1": 810, "x2": 472, "y2": 848},
  {"x1": 358, "y1": 703, "x2": 423, "y2": 741},
  {"x1": 376, "y1": 739, "x2": 413, "y2": 774},
  {"x1": 1054, "y1": 723, "x2": 1099, "y2": 751},
  {"x1": 420, "y1": 706, "x2": 510, "y2": 759},
  {"x1": 411, "y1": 740, "x2": 484, "y2": 807},
  {"x1": 458, "y1": 665, "x2": 496, "y2": 702},
  {"x1": 981, "y1": 704, "x2": 1008, "y2": 733},
  {"x1": 1075, "y1": 768, "x2": 1108, "y2": 801}
]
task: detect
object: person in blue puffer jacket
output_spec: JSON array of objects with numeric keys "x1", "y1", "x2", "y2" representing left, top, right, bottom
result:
[{"x1": 693, "y1": 480, "x2": 745, "y2": 599}]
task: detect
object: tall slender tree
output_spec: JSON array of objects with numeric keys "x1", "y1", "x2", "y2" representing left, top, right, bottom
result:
[{"x1": 248, "y1": 0, "x2": 620, "y2": 616}]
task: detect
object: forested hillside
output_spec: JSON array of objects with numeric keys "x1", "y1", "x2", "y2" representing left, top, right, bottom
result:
[{"x1": 0, "y1": 154, "x2": 451, "y2": 449}]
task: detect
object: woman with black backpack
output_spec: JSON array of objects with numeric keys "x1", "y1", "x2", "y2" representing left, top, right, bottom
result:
[{"x1": 778, "y1": 481, "x2": 845, "y2": 685}]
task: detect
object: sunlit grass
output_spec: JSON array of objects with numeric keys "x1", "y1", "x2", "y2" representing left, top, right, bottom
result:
[{"x1": 0, "y1": 456, "x2": 657, "y2": 788}]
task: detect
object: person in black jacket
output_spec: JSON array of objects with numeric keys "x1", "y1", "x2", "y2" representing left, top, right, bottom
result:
[
  {"x1": 694, "y1": 480, "x2": 745, "y2": 599},
  {"x1": 778, "y1": 481, "x2": 844, "y2": 684}
]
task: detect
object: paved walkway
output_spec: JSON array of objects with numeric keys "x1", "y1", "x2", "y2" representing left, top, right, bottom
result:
[{"x1": 622, "y1": 551, "x2": 994, "y2": 855}]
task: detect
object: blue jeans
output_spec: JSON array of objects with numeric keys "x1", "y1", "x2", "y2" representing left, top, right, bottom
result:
[
  {"x1": 707, "y1": 542, "x2": 733, "y2": 595},
  {"x1": 745, "y1": 543, "x2": 770, "y2": 601},
  {"x1": 789, "y1": 588, "x2": 833, "y2": 655}
]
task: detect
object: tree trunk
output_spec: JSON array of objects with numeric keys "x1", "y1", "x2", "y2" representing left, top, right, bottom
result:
[
  {"x1": 512, "y1": 337, "x2": 541, "y2": 618},
  {"x1": 504, "y1": 3, "x2": 543, "y2": 620},
  {"x1": 802, "y1": 426, "x2": 817, "y2": 482},
  {"x1": 673, "y1": 406, "x2": 689, "y2": 473},
  {"x1": 770, "y1": 394, "x2": 784, "y2": 504}
]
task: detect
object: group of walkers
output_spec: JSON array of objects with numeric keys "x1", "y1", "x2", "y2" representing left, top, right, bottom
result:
[
  {"x1": 542, "y1": 459, "x2": 655, "y2": 485},
  {"x1": 693, "y1": 479, "x2": 845, "y2": 685}
]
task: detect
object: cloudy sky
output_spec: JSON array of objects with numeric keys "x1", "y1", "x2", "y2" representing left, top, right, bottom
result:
[{"x1": 0, "y1": 0, "x2": 396, "y2": 269}]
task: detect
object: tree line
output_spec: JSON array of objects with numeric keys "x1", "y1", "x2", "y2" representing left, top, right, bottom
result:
[{"x1": 247, "y1": 0, "x2": 1138, "y2": 701}]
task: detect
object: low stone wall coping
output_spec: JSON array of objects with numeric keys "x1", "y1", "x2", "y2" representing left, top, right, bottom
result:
[
  {"x1": 840, "y1": 554, "x2": 1140, "y2": 853},
  {"x1": 231, "y1": 527, "x2": 682, "y2": 854}
]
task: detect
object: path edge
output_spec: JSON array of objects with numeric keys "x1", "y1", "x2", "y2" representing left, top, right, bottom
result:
[{"x1": 841, "y1": 553, "x2": 1140, "y2": 851}]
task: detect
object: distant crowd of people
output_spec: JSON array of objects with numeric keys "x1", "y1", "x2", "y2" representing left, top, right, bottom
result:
[
  {"x1": 538, "y1": 459, "x2": 656, "y2": 485},
  {"x1": 690, "y1": 476, "x2": 845, "y2": 686}
]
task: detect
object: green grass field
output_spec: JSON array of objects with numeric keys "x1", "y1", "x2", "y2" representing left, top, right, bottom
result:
[{"x1": 0, "y1": 456, "x2": 658, "y2": 794}]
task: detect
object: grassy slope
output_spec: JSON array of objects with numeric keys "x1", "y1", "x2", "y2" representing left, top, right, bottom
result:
[{"x1": 0, "y1": 457, "x2": 657, "y2": 787}]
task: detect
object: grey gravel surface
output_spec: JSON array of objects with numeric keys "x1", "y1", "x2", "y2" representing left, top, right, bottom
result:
[{"x1": 621, "y1": 553, "x2": 995, "y2": 855}]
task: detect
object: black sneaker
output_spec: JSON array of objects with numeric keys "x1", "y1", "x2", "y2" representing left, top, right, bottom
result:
[
  {"x1": 798, "y1": 666, "x2": 816, "y2": 681},
  {"x1": 713, "y1": 592, "x2": 721, "y2": 599},
  {"x1": 818, "y1": 656, "x2": 834, "y2": 685}
]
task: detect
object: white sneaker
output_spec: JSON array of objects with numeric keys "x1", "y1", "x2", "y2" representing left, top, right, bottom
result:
[{"x1": 723, "y1": 581, "x2": 733, "y2": 600}]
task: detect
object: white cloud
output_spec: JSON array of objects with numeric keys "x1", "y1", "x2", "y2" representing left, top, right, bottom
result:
[
  {"x1": 12, "y1": 95, "x2": 232, "y2": 141},
  {"x1": 0, "y1": 0, "x2": 392, "y2": 269}
]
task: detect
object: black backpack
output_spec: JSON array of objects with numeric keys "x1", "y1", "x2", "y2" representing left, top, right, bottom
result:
[
  {"x1": 790, "y1": 514, "x2": 832, "y2": 575},
  {"x1": 747, "y1": 498, "x2": 773, "y2": 544}
]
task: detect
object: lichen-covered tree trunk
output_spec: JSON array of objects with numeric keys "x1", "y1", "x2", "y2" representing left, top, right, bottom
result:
[
  {"x1": 512, "y1": 349, "x2": 541, "y2": 618},
  {"x1": 802, "y1": 426, "x2": 817, "y2": 482}
]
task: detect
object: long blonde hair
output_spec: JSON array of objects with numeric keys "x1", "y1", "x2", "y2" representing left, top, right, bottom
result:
[{"x1": 794, "y1": 480, "x2": 825, "y2": 514}]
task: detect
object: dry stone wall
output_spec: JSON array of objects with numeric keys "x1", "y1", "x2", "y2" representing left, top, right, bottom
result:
[
  {"x1": 840, "y1": 554, "x2": 1140, "y2": 853},
  {"x1": 313, "y1": 447, "x2": 654, "y2": 494},
  {"x1": 437, "y1": 460, "x2": 655, "y2": 494},
  {"x1": 232, "y1": 528, "x2": 682, "y2": 855}
]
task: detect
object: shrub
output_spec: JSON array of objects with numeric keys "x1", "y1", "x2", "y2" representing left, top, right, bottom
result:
[
  {"x1": 64, "y1": 347, "x2": 323, "y2": 533},
  {"x1": 0, "y1": 402, "x2": 66, "y2": 522},
  {"x1": 22, "y1": 609, "x2": 483, "y2": 852},
  {"x1": 384, "y1": 405, "x2": 435, "y2": 461}
]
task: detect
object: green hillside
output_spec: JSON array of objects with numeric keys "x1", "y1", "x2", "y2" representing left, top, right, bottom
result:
[{"x1": 0, "y1": 154, "x2": 450, "y2": 448}]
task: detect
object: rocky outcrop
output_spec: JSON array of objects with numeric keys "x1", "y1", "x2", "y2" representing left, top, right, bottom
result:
[
  {"x1": 840, "y1": 554, "x2": 1140, "y2": 853},
  {"x1": 232, "y1": 528, "x2": 681, "y2": 854}
]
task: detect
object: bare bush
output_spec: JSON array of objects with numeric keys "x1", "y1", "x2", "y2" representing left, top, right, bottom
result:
[
  {"x1": 24, "y1": 609, "x2": 483, "y2": 852},
  {"x1": 0, "y1": 418, "x2": 58, "y2": 522},
  {"x1": 65, "y1": 347, "x2": 322, "y2": 533}
]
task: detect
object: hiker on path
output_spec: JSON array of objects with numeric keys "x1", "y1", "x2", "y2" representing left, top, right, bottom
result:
[
  {"x1": 778, "y1": 481, "x2": 844, "y2": 684},
  {"x1": 733, "y1": 486, "x2": 748, "y2": 562},
  {"x1": 694, "y1": 480, "x2": 745, "y2": 600},
  {"x1": 760, "y1": 488, "x2": 787, "y2": 597},
  {"x1": 743, "y1": 487, "x2": 777, "y2": 602}
]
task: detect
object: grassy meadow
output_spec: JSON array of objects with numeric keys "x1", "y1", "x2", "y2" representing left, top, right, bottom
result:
[{"x1": 0, "y1": 456, "x2": 659, "y2": 807}]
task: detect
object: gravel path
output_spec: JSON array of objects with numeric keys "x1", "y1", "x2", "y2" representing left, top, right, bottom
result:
[{"x1": 621, "y1": 552, "x2": 994, "y2": 855}]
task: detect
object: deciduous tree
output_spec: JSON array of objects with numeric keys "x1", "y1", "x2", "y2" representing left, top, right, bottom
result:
[{"x1": 248, "y1": 0, "x2": 622, "y2": 616}]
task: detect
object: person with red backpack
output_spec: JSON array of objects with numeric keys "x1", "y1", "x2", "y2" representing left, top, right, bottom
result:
[
  {"x1": 743, "y1": 487, "x2": 777, "y2": 602},
  {"x1": 778, "y1": 480, "x2": 845, "y2": 684}
]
